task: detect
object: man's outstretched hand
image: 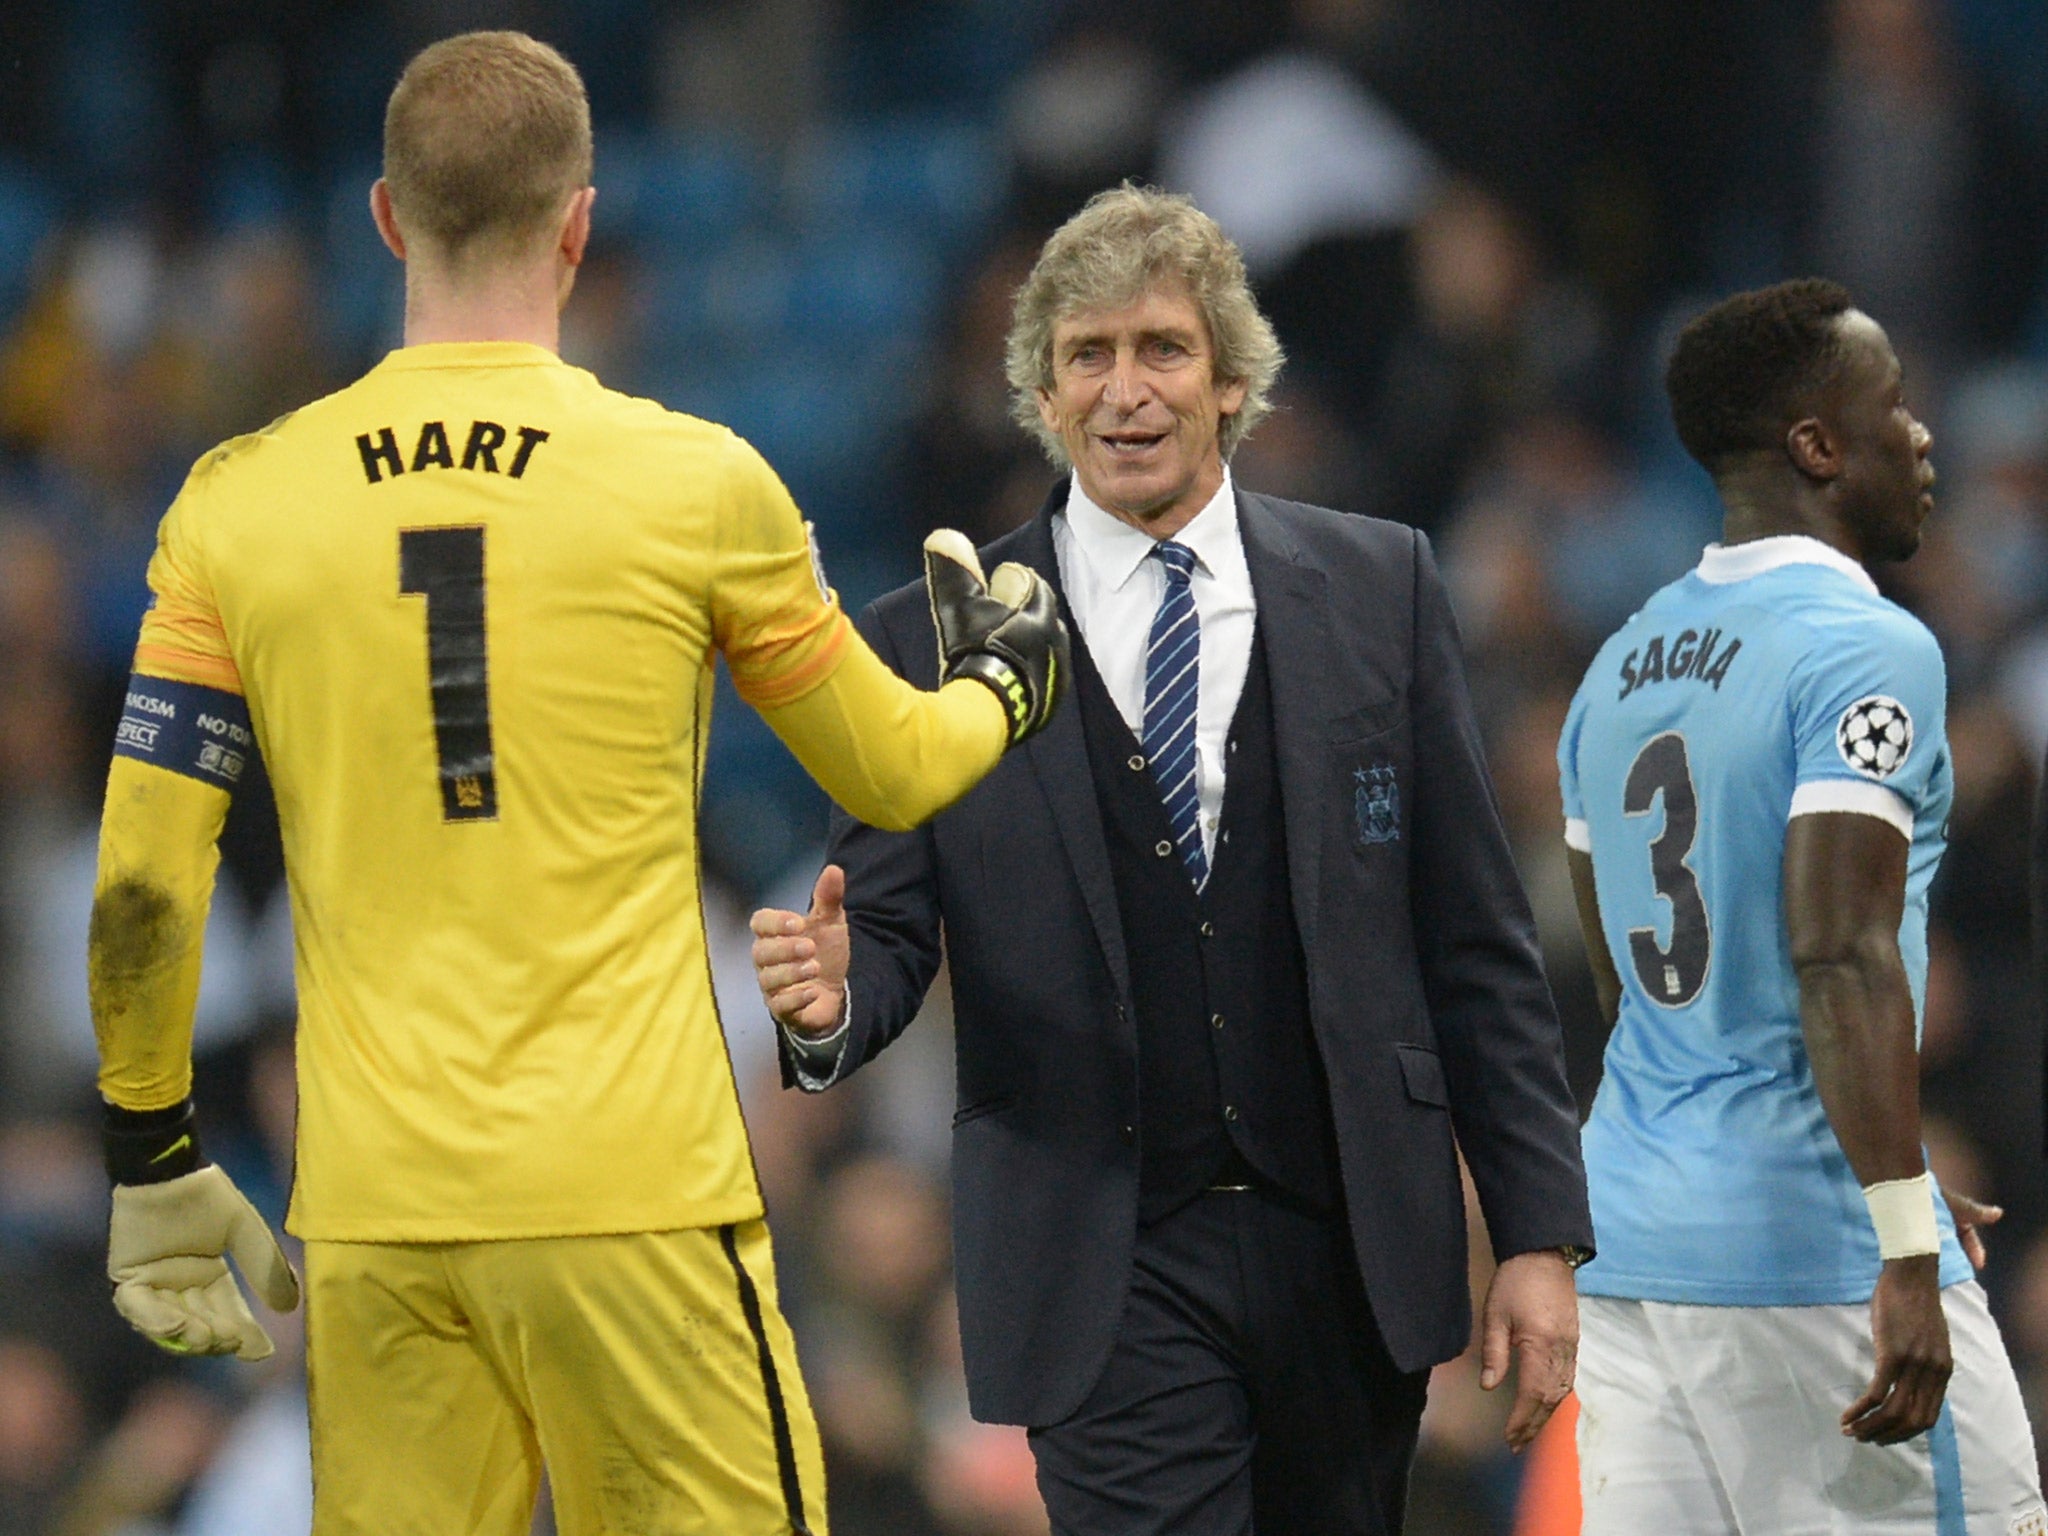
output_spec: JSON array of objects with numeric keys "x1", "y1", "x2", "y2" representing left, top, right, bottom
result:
[{"x1": 750, "y1": 863, "x2": 851, "y2": 1038}]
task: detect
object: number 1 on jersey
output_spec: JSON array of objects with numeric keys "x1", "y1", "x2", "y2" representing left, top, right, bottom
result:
[
  {"x1": 1623, "y1": 732, "x2": 1710, "y2": 1007},
  {"x1": 400, "y1": 526, "x2": 497, "y2": 822}
]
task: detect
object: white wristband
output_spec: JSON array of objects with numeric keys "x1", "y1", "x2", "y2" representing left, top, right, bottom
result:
[{"x1": 1862, "y1": 1173, "x2": 1941, "y2": 1260}]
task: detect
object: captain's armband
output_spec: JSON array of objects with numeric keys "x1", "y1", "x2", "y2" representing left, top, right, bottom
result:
[{"x1": 112, "y1": 676, "x2": 253, "y2": 792}]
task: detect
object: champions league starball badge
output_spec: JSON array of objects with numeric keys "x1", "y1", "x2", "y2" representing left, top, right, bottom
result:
[{"x1": 1836, "y1": 694, "x2": 1913, "y2": 780}]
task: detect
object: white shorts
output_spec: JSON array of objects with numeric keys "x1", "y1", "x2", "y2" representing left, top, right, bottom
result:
[{"x1": 1578, "y1": 1282, "x2": 2044, "y2": 1536}]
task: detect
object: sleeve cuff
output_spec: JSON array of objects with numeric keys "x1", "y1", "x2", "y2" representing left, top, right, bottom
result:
[
  {"x1": 780, "y1": 992, "x2": 851, "y2": 1091},
  {"x1": 1788, "y1": 778, "x2": 1913, "y2": 839},
  {"x1": 1563, "y1": 816, "x2": 1591, "y2": 853},
  {"x1": 103, "y1": 1098, "x2": 205, "y2": 1185}
]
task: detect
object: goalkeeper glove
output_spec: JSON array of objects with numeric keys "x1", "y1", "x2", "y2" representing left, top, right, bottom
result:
[
  {"x1": 923, "y1": 528, "x2": 1070, "y2": 746},
  {"x1": 104, "y1": 1100, "x2": 300, "y2": 1362}
]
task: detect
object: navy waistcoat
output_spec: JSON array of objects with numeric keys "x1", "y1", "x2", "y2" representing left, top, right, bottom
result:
[{"x1": 1073, "y1": 621, "x2": 1344, "y2": 1223}]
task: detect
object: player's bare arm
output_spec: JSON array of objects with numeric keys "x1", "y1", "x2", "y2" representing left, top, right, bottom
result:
[{"x1": 1785, "y1": 809, "x2": 1949, "y2": 1445}]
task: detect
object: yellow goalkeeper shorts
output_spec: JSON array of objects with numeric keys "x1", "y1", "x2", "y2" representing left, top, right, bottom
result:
[{"x1": 303, "y1": 1220, "x2": 826, "y2": 1535}]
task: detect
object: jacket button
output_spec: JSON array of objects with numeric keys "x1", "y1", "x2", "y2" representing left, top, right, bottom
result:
[
  {"x1": 1118, "y1": 1124, "x2": 1135, "y2": 1144},
  {"x1": 1128, "y1": 754, "x2": 1147, "y2": 771},
  {"x1": 1223, "y1": 1105, "x2": 1238, "y2": 1122},
  {"x1": 1199, "y1": 921, "x2": 1214, "y2": 937},
  {"x1": 1156, "y1": 840, "x2": 1173, "y2": 857},
  {"x1": 1211, "y1": 1013, "x2": 1225, "y2": 1030}
]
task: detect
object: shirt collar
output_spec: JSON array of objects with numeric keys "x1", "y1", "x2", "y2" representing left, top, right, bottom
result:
[
  {"x1": 374, "y1": 341, "x2": 565, "y2": 372},
  {"x1": 1059, "y1": 469, "x2": 1239, "y2": 593},
  {"x1": 1694, "y1": 534, "x2": 1879, "y2": 596}
]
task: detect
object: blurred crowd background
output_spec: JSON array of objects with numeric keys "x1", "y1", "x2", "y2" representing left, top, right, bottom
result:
[{"x1": 4, "y1": 0, "x2": 2048, "y2": 1531}]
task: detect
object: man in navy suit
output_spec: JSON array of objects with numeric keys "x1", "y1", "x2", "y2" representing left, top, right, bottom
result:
[{"x1": 751, "y1": 184, "x2": 1592, "y2": 1536}]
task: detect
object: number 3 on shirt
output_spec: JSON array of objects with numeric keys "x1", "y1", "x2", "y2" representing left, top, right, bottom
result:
[
  {"x1": 1623, "y1": 732, "x2": 1710, "y2": 1007},
  {"x1": 400, "y1": 526, "x2": 498, "y2": 822}
]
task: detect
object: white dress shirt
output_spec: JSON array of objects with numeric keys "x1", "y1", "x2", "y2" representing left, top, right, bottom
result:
[{"x1": 1052, "y1": 470, "x2": 1257, "y2": 864}]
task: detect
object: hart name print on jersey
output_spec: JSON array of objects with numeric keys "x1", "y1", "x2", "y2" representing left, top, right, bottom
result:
[{"x1": 356, "y1": 420, "x2": 551, "y2": 484}]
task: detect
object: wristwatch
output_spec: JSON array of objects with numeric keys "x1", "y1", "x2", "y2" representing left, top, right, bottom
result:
[{"x1": 1552, "y1": 1244, "x2": 1593, "y2": 1269}]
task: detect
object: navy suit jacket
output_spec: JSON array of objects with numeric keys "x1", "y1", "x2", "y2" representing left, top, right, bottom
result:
[{"x1": 792, "y1": 486, "x2": 1593, "y2": 1427}]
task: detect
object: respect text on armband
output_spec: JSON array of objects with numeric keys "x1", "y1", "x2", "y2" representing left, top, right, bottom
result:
[{"x1": 112, "y1": 676, "x2": 254, "y2": 791}]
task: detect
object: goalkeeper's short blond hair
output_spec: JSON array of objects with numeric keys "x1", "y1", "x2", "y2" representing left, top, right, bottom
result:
[
  {"x1": 1005, "y1": 183, "x2": 1284, "y2": 466},
  {"x1": 383, "y1": 31, "x2": 593, "y2": 265}
]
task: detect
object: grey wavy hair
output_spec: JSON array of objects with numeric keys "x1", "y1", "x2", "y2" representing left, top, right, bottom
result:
[{"x1": 1005, "y1": 183, "x2": 1284, "y2": 465}]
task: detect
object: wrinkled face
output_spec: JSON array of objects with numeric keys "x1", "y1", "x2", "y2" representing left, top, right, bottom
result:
[
  {"x1": 1036, "y1": 284, "x2": 1247, "y2": 531},
  {"x1": 1825, "y1": 310, "x2": 1934, "y2": 562}
]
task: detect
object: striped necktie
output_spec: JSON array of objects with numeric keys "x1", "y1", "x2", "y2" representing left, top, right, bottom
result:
[{"x1": 1143, "y1": 539, "x2": 1207, "y2": 887}]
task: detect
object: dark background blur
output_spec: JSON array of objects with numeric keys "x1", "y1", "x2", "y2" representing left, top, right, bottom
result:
[{"x1": 4, "y1": 1, "x2": 2048, "y2": 1531}]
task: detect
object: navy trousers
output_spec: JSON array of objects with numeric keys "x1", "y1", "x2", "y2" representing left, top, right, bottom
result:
[{"x1": 1027, "y1": 1184, "x2": 1429, "y2": 1535}]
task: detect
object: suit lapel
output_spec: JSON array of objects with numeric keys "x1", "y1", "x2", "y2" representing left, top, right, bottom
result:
[
  {"x1": 1238, "y1": 492, "x2": 1334, "y2": 958},
  {"x1": 1010, "y1": 492, "x2": 1134, "y2": 1011}
]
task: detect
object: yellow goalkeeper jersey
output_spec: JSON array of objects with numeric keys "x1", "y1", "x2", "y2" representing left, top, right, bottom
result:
[{"x1": 126, "y1": 341, "x2": 919, "y2": 1241}]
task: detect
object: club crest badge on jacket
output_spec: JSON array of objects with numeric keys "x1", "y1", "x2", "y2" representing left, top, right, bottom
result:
[{"x1": 1354, "y1": 763, "x2": 1401, "y2": 846}]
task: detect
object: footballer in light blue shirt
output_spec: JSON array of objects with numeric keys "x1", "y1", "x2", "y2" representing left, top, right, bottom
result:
[
  {"x1": 1561, "y1": 282, "x2": 2041, "y2": 1536},
  {"x1": 1559, "y1": 534, "x2": 1972, "y2": 1307}
]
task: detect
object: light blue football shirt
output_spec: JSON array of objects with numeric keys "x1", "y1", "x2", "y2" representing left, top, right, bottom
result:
[{"x1": 1558, "y1": 535, "x2": 1969, "y2": 1304}]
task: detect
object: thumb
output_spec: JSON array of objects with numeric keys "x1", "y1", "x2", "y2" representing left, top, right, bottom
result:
[
  {"x1": 924, "y1": 528, "x2": 991, "y2": 617},
  {"x1": 223, "y1": 1198, "x2": 300, "y2": 1314},
  {"x1": 1962, "y1": 1196, "x2": 2005, "y2": 1225},
  {"x1": 1479, "y1": 1307, "x2": 1510, "y2": 1392},
  {"x1": 987, "y1": 561, "x2": 1039, "y2": 610},
  {"x1": 923, "y1": 527, "x2": 989, "y2": 586},
  {"x1": 810, "y1": 864, "x2": 846, "y2": 925},
  {"x1": 1946, "y1": 1187, "x2": 2003, "y2": 1225}
]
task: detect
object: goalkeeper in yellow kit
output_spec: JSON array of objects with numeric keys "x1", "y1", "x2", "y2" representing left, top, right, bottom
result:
[{"x1": 87, "y1": 30, "x2": 1065, "y2": 1536}]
